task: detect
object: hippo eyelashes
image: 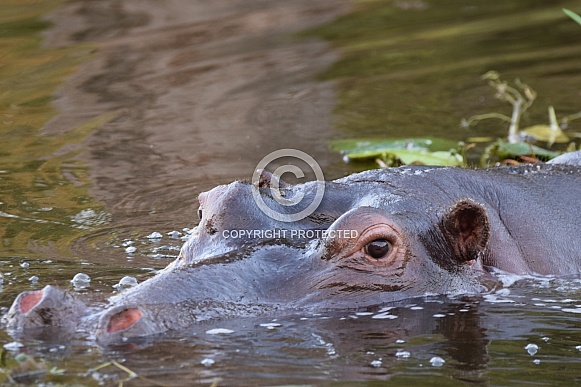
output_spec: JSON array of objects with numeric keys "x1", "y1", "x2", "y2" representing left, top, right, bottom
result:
[
  {"x1": 355, "y1": 225, "x2": 404, "y2": 266},
  {"x1": 365, "y1": 239, "x2": 392, "y2": 260}
]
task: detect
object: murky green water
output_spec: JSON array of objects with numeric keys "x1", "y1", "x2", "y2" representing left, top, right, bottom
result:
[
  {"x1": 307, "y1": 0, "x2": 581, "y2": 162},
  {"x1": 1, "y1": 0, "x2": 581, "y2": 385}
]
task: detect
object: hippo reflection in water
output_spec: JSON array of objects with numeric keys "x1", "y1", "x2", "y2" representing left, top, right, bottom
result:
[{"x1": 4, "y1": 151, "x2": 581, "y2": 344}]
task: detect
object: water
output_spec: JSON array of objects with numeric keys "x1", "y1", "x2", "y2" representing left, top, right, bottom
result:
[
  {"x1": 307, "y1": 0, "x2": 581, "y2": 162},
  {"x1": 1, "y1": 0, "x2": 581, "y2": 384}
]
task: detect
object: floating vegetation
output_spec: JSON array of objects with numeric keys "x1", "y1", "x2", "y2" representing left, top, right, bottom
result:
[
  {"x1": 464, "y1": 71, "x2": 581, "y2": 164},
  {"x1": 331, "y1": 137, "x2": 464, "y2": 167},
  {"x1": 479, "y1": 140, "x2": 560, "y2": 166},
  {"x1": 464, "y1": 71, "x2": 539, "y2": 144},
  {"x1": 90, "y1": 360, "x2": 165, "y2": 386},
  {"x1": 0, "y1": 349, "x2": 64, "y2": 384},
  {"x1": 333, "y1": 71, "x2": 581, "y2": 168},
  {"x1": 308, "y1": 1, "x2": 581, "y2": 169}
]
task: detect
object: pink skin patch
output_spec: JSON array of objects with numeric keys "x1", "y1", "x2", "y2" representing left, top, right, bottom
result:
[
  {"x1": 107, "y1": 308, "x2": 143, "y2": 333},
  {"x1": 20, "y1": 290, "x2": 43, "y2": 314}
]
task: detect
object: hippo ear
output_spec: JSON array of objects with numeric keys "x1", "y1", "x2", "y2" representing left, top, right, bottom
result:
[{"x1": 441, "y1": 199, "x2": 490, "y2": 264}]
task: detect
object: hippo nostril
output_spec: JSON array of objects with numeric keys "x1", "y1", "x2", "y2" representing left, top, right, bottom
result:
[
  {"x1": 106, "y1": 308, "x2": 143, "y2": 333},
  {"x1": 20, "y1": 290, "x2": 44, "y2": 314}
]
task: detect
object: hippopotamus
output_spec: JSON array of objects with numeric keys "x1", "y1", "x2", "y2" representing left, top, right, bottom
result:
[{"x1": 3, "y1": 151, "x2": 581, "y2": 344}]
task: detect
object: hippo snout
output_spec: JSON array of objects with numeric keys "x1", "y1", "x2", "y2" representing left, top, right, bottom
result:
[
  {"x1": 3, "y1": 285, "x2": 180, "y2": 343},
  {"x1": 95, "y1": 305, "x2": 168, "y2": 344},
  {"x1": 3, "y1": 285, "x2": 86, "y2": 332}
]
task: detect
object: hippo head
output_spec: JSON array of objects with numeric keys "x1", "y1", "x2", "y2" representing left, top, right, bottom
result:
[{"x1": 3, "y1": 167, "x2": 497, "y2": 344}]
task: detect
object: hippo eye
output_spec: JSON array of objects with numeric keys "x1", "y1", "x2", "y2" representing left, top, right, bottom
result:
[
  {"x1": 365, "y1": 239, "x2": 391, "y2": 259},
  {"x1": 197, "y1": 208, "x2": 203, "y2": 220}
]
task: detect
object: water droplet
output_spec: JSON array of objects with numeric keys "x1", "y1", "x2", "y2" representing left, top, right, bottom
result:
[
  {"x1": 396, "y1": 350, "x2": 410, "y2": 358},
  {"x1": 4, "y1": 341, "x2": 23, "y2": 351},
  {"x1": 71, "y1": 273, "x2": 91, "y2": 289},
  {"x1": 125, "y1": 246, "x2": 137, "y2": 254},
  {"x1": 113, "y1": 276, "x2": 138, "y2": 290},
  {"x1": 201, "y1": 358, "x2": 215, "y2": 367},
  {"x1": 259, "y1": 323, "x2": 282, "y2": 330},
  {"x1": 370, "y1": 360, "x2": 382, "y2": 367},
  {"x1": 167, "y1": 231, "x2": 181, "y2": 239},
  {"x1": 28, "y1": 275, "x2": 39, "y2": 283},
  {"x1": 20, "y1": 262, "x2": 29, "y2": 269},
  {"x1": 525, "y1": 343, "x2": 539, "y2": 356},
  {"x1": 430, "y1": 356, "x2": 445, "y2": 367},
  {"x1": 206, "y1": 328, "x2": 234, "y2": 335},
  {"x1": 146, "y1": 232, "x2": 163, "y2": 239},
  {"x1": 372, "y1": 313, "x2": 398, "y2": 319}
]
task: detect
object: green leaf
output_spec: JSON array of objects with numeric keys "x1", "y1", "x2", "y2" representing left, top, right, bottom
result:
[
  {"x1": 522, "y1": 125, "x2": 569, "y2": 144},
  {"x1": 379, "y1": 149, "x2": 464, "y2": 167},
  {"x1": 331, "y1": 137, "x2": 464, "y2": 167},
  {"x1": 564, "y1": 8, "x2": 581, "y2": 26},
  {"x1": 331, "y1": 137, "x2": 460, "y2": 159},
  {"x1": 485, "y1": 140, "x2": 559, "y2": 161}
]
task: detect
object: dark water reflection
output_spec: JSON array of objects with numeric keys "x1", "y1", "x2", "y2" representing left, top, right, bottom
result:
[{"x1": 1, "y1": 0, "x2": 581, "y2": 385}]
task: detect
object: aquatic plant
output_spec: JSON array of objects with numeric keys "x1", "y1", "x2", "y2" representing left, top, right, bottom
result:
[
  {"x1": 332, "y1": 71, "x2": 581, "y2": 167},
  {"x1": 563, "y1": 8, "x2": 581, "y2": 26},
  {"x1": 463, "y1": 71, "x2": 581, "y2": 164},
  {"x1": 462, "y1": 71, "x2": 579, "y2": 146},
  {"x1": 330, "y1": 137, "x2": 464, "y2": 167}
]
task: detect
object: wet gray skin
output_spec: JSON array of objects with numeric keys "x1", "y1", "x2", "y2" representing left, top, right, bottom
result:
[{"x1": 3, "y1": 152, "x2": 581, "y2": 344}]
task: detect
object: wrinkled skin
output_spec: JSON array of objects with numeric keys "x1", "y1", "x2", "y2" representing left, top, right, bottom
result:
[{"x1": 3, "y1": 152, "x2": 581, "y2": 344}]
